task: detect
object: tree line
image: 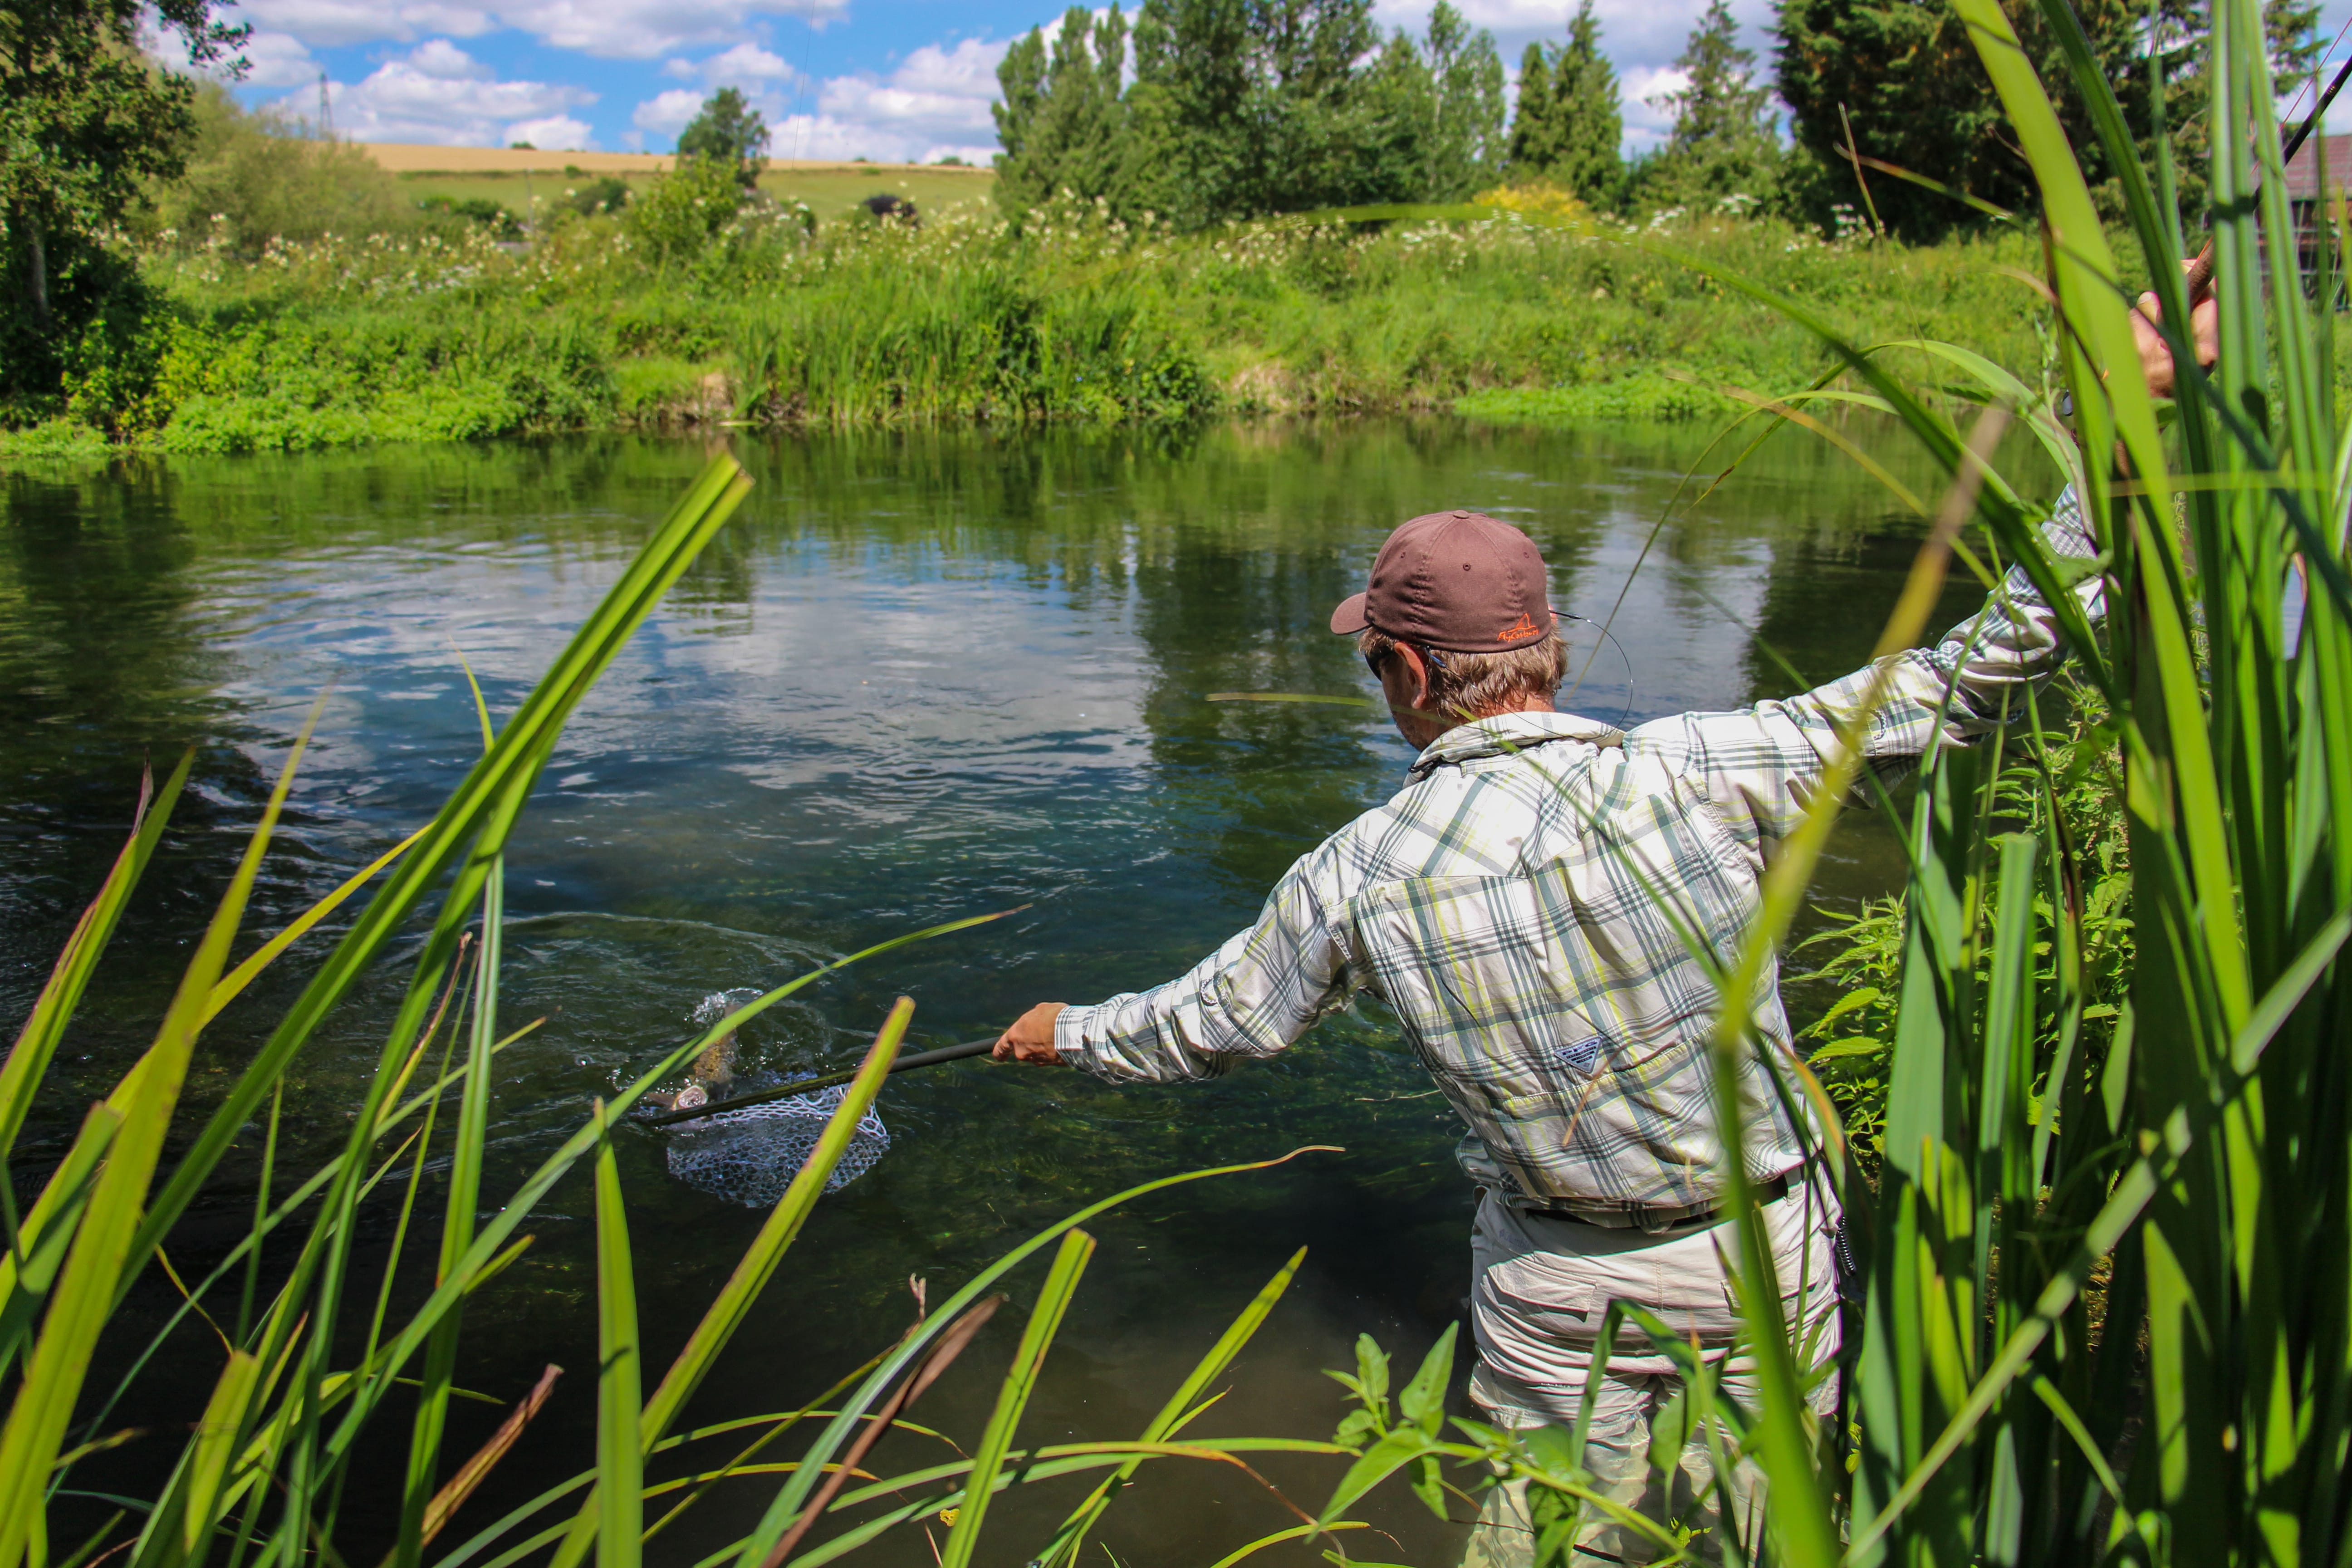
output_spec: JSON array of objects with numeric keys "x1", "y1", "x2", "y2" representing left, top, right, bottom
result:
[
  {"x1": 994, "y1": 0, "x2": 2321, "y2": 238},
  {"x1": 0, "y1": 0, "x2": 2328, "y2": 403}
]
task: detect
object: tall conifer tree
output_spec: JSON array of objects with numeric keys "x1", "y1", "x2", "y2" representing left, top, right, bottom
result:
[
  {"x1": 1506, "y1": 0, "x2": 1619, "y2": 202},
  {"x1": 1550, "y1": 0, "x2": 1622, "y2": 202},
  {"x1": 1509, "y1": 42, "x2": 1558, "y2": 171}
]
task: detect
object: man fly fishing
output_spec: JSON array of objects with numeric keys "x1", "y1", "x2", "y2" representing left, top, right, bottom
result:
[{"x1": 991, "y1": 296, "x2": 2215, "y2": 1563}]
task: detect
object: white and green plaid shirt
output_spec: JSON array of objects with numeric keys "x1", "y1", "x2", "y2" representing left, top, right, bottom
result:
[{"x1": 1057, "y1": 493, "x2": 2100, "y2": 1221}]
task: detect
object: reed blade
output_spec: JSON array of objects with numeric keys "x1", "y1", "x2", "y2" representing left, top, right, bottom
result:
[
  {"x1": 1037, "y1": 1247, "x2": 1307, "y2": 1567},
  {"x1": 545, "y1": 999, "x2": 917, "y2": 1568},
  {"x1": 937, "y1": 1228, "x2": 1097, "y2": 1568},
  {"x1": 593, "y1": 1105, "x2": 642, "y2": 1568},
  {"x1": 0, "y1": 752, "x2": 189, "y2": 1170}
]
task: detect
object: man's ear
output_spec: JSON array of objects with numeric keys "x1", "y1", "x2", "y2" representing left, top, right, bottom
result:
[{"x1": 1394, "y1": 643, "x2": 1432, "y2": 711}]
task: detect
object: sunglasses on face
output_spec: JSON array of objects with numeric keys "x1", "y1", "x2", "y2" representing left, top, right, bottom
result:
[{"x1": 1364, "y1": 644, "x2": 1447, "y2": 679}]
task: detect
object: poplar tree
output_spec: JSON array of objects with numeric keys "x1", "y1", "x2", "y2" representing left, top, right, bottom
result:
[
  {"x1": 995, "y1": 0, "x2": 1507, "y2": 226},
  {"x1": 992, "y1": 5, "x2": 1129, "y2": 220},
  {"x1": 1418, "y1": 0, "x2": 1507, "y2": 200}
]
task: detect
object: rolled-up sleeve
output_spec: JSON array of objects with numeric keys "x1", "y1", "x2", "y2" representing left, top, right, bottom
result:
[
  {"x1": 1054, "y1": 844, "x2": 1356, "y2": 1084},
  {"x1": 1632, "y1": 488, "x2": 2105, "y2": 853}
]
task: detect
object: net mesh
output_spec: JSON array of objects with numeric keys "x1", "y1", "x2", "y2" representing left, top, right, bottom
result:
[
  {"x1": 657, "y1": 991, "x2": 889, "y2": 1207},
  {"x1": 663, "y1": 1084, "x2": 890, "y2": 1208}
]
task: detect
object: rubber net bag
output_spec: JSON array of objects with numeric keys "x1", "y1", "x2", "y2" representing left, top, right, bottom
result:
[{"x1": 663, "y1": 1084, "x2": 890, "y2": 1208}]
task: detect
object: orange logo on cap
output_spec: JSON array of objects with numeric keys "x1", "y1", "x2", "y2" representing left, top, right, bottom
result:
[{"x1": 1496, "y1": 613, "x2": 1539, "y2": 642}]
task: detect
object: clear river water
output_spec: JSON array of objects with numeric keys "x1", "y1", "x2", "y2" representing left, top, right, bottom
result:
[{"x1": 1, "y1": 418, "x2": 2012, "y2": 1565}]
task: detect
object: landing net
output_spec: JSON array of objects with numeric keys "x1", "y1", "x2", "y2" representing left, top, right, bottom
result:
[
  {"x1": 659, "y1": 990, "x2": 890, "y2": 1207},
  {"x1": 663, "y1": 1083, "x2": 890, "y2": 1207}
]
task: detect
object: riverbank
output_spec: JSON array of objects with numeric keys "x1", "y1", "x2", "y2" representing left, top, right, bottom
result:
[{"x1": 4, "y1": 203, "x2": 2080, "y2": 460}]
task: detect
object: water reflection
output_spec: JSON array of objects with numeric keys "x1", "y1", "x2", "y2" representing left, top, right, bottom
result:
[{"x1": 1, "y1": 418, "x2": 2015, "y2": 1561}]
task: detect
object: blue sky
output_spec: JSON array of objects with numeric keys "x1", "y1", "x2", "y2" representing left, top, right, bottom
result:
[{"x1": 203, "y1": 0, "x2": 2352, "y2": 164}]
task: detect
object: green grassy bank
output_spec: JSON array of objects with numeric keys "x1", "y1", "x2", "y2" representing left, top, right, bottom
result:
[{"x1": 4, "y1": 195, "x2": 2125, "y2": 459}]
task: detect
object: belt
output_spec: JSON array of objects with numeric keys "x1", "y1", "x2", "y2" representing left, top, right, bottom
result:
[{"x1": 1519, "y1": 1172, "x2": 1794, "y2": 1233}]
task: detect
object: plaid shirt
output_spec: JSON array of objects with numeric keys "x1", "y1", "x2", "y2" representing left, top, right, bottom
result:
[{"x1": 1057, "y1": 493, "x2": 2099, "y2": 1220}]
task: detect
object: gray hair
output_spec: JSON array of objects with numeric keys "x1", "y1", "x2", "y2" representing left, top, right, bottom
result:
[{"x1": 1357, "y1": 626, "x2": 1565, "y2": 719}]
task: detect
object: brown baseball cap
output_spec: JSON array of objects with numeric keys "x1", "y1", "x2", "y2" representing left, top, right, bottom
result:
[{"x1": 1329, "y1": 510, "x2": 1557, "y2": 653}]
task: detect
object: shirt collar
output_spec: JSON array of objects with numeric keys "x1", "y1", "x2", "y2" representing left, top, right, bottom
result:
[{"x1": 1406, "y1": 710, "x2": 1627, "y2": 782}]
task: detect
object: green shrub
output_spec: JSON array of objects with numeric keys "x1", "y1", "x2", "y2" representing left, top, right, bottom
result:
[
  {"x1": 625, "y1": 154, "x2": 745, "y2": 265},
  {"x1": 0, "y1": 417, "x2": 112, "y2": 459},
  {"x1": 416, "y1": 194, "x2": 523, "y2": 239},
  {"x1": 612, "y1": 355, "x2": 717, "y2": 421},
  {"x1": 567, "y1": 175, "x2": 630, "y2": 216},
  {"x1": 142, "y1": 84, "x2": 412, "y2": 256},
  {"x1": 1456, "y1": 372, "x2": 1739, "y2": 423}
]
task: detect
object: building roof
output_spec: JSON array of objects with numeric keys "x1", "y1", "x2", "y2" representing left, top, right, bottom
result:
[{"x1": 2283, "y1": 133, "x2": 2352, "y2": 200}]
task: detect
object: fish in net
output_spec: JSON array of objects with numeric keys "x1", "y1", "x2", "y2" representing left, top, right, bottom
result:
[
  {"x1": 662, "y1": 1083, "x2": 890, "y2": 1207},
  {"x1": 655, "y1": 990, "x2": 890, "y2": 1206}
]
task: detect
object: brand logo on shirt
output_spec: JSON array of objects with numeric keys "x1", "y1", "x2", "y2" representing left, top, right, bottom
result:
[{"x1": 1551, "y1": 1035, "x2": 1607, "y2": 1077}]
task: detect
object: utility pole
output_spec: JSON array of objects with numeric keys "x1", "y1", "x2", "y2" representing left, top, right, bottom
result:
[{"x1": 318, "y1": 71, "x2": 332, "y2": 140}]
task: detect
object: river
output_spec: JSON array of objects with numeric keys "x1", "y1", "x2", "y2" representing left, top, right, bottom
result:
[{"x1": 1, "y1": 417, "x2": 2010, "y2": 1564}]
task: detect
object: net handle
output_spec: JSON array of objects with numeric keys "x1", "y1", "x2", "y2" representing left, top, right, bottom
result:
[{"x1": 632, "y1": 1035, "x2": 999, "y2": 1127}]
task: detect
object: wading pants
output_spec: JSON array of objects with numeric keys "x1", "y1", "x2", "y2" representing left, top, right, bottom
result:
[{"x1": 1457, "y1": 1176, "x2": 1841, "y2": 1568}]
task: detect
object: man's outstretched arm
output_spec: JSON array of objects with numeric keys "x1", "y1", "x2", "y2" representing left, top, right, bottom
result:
[
  {"x1": 992, "y1": 846, "x2": 1355, "y2": 1081},
  {"x1": 1640, "y1": 491, "x2": 2106, "y2": 854}
]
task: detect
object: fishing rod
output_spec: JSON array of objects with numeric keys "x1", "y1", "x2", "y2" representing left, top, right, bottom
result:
[
  {"x1": 632, "y1": 1034, "x2": 999, "y2": 1127},
  {"x1": 2181, "y1": 49, "x2": 2352, "y2": 296}
]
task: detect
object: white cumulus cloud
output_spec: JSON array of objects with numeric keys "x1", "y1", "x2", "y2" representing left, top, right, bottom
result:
[
  {"x1": 235, "y1": 29, "x2": 326, "y2": 88},
  {"x1": 794, "y1": 38, "x2": 1002, "y2": 161},
  {"x1": 634, "y1": 38, "x2": 1001, "y2": 162},
  {"x1": 1620, "y1": 64, "x2": 1690, "y2": 152},
  {"x1": 238, "y1": 0, "x2": 841, "y2": 59},
  {"x1": 478, "y1": 0, "x2": 844, "y2": 60},
  {"x1": 759, "y1": 113, "x2": 995, "y2": 168},
  {"x1": 632, "y1": 87, "x2": 711, "y2": 137},
  {"x1": 407, "y1": 37, "x2": 494, "y2": 78},
  {"x1": 700, "y1": 41, "x2": 794, "y2": 84},
  {"x1": 284, "y1": 39, "x2": 598, "y2": 145},
  {"x1": 506, "y1": 113, "x2": 597, "y2": 148},
  {"x1": 236, "y1": 0, "x2": 492, "y2": 47}
]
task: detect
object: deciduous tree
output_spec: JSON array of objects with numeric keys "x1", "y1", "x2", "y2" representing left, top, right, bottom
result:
[
  {"x1": 676, "y1": 87, "x2": 770, "y2": 190},
  {"x1": 1416, "y1": 0, "x2": 1506, "y2": 201},
  {"x1": 994, "y1": 0, "x2": 1504, "y2": 226},
  {"x1": 1, "y1": 0, "x2": 244, "y2": 332},
  {"x1": 1775, "y1": 0, "x2": 2319, "y2": 239}
]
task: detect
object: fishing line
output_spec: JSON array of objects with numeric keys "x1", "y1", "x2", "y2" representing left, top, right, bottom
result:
[{"x1": 1559, "y1": 612, "x2": 1636, "y2": 730}]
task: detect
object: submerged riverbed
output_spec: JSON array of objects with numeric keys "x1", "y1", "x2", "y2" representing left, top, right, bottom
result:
[{"x1": 1, "y1": 419, "x2": 2008, "y2": 1563}]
